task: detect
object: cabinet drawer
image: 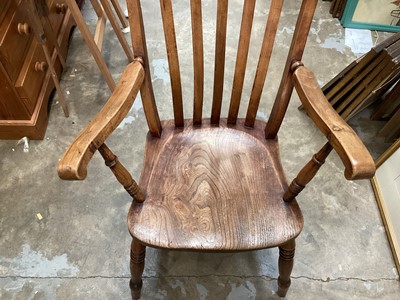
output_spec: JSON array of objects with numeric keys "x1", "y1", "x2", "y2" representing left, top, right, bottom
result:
[
  {"x1": 0, "y1": 0, "x2": 12, "y2": 26},
  {"x1": 0, "y1": 0, "x2": 32, "y2": 82},
  {"x1": 0, "y1": 63, "x2": 30, "y2": 120},
  {"x1": 48, "y1": 0, "x2": 67, "y2": 36},
  {"x1": 15, "y1": 40, "x2": 47, "y2": 113}
]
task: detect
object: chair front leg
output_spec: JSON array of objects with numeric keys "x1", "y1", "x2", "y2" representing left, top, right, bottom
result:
[
  {"x1": 130, "y1": 239, "x2": 146, "y2": 299},
  {"x1": 277, "y1": 239, "x2": 296, "y2": 297}
]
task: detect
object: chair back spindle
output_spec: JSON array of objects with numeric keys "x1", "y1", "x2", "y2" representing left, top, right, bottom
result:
[
  {"x1": 265, "y1": 0, "x2": 318, "y2": 139},
  {"x1": 211, "y1": 0, "x2": 229, "y2": 124},
  {"x1": 159, "y1": 0, "x2": 184, "y2": 127},
  {"x1": 128, "y1": 0, "x2": 318, "y2": 138},
  {"x1": 227, "y1": 0, "x2": 256, "y2": 125},
  {"x1": 245, "y1": 0, "x2": 284, "y2": 127},
  {"x1": 126, "y1": 0, "x2": 162, "y2": 137},
  {"x1": 191, "y1": 0, "x2": 204, "y2": 125}
]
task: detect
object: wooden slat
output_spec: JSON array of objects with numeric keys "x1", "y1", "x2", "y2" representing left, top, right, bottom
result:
[
  {"x1": 160, "y1": 0, "x2": 184, "y2": 127},
  {"x1": 387, "y1": 39, "x2": 400, "y2": 57},
  {"x1": 338, "y1": 0, "x2": 347, "y2": 20},
  {"x1": 332, "y1": 0, "x2": 341, "y2": 17},
  {"x1": 211, "y1": 0, "x2": 228, "y2": 124},
  {"x1": 191, "y1": 0, "x2": 204, "y2": 125},
  {"x1": 342, "y1": 59, "x2": 397, "y2": 120},
  {"x1": 43, "y1": 43, "x2": 69, "y2": 117},
  {"x1": 335, "y1": 55, "x2": 390, "y2": 114},
  {"x1": 377, "y1": 106, "x2": 400, "y2": 142},
  {"x1": 227, "y1": 0, "x2": 256, "y2": 125},
  {"x1": 91, "y1": 0, "x2": 106, "y2": 51},
  {"x1": 110, "y1": 0, "x2": 129, "y2": 28},
  {"x1": 90, "y1": 0, "x2": 105, "y2": 17},
  {"x1": 265, "y1": 0, "x2": 318, "y2": 138},
  {"x1": 245, "y1": 0, "x2": 283, "y2": 127},
  {"x1": 329, "y1": 52, "x2": 386, "y2": 107},
  {"x1": 94, "y1": 15, "x2": 106, "y2": 50},
  {"x1": 329, "y1": 0, "x2": 336, "y2": 14},
  {"x1": 127, "y1": 0, "x2": 162, "y2": 137},
  {"x1": 325, "y1": 34, "x2": 400, "y2": 101},
  {"x1": 346, "y1": 65, "x2": 400, "y2": 120},
  {"x1": 99, "y1": 0, "x2": 134, "y2": 62},
  {"x1": 66, "y1": 0, "x2": 116, "y2": 91},
  {"x1": 26, "y1": 0, "x2": 66, "y2": 67},
  {"x1": 371, "y1": 78, "x2": 400, "y2": 120},
  {"x1": 38, "y1": 3, "x2": 67, "y2": 67},
  {"x1": 322, "y1": 55, "x2": 362, "y2": 94},
  {"x1": 325, "y1": 51, "x2": 377, "y2": 101},
  {"x1": 26, "y1": 0, "x2": 68, "y2": 115},
  {"x1": 374, "y1": 32, "x2": 400, "y2": 52}
]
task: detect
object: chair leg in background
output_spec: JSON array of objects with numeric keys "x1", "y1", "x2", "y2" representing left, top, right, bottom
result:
[
  {"x1": 277, "y1": 239, "x2": 296, "y2": 297},
  {"x1": 130, "y1": 239, "x2": 146, "y2": 300}
]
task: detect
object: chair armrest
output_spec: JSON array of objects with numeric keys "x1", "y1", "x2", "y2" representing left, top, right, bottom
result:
[
  {"x1": 292, "y1": 64, "x2": 375, "y2": 180},
  {"x1": 57, "y1": 61, "x2": 145, "y2": 180}
]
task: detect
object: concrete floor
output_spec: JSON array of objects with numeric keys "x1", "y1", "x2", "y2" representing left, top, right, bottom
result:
[{"x1": 1, "y1": 0, "x2": 399, "y2": 299}]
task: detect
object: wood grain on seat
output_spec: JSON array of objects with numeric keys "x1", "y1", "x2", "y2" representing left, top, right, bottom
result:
[{"x1": 128, "y1": 119, "x2": 304, "y2": 251}]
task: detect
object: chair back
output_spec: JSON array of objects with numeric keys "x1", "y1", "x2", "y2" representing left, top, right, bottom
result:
[{"x1": 126, "y1": 0, "x2": 318, "y2": 138}]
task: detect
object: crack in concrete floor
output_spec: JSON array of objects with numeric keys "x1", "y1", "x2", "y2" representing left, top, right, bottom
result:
[{"x1": 1, "y1": 275, "x2": 398, "y2": 283}]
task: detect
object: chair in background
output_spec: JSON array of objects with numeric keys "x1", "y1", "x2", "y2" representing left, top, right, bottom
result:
[
  {"x1": 26, "y1": 0, "x2": 69, "y2": 116},
  {"x1": 58, "y1": 0, "x2": 376, "y2": 298},
  {"x1": 65, "y1": 0, "x2": 134, "y2": 91}
]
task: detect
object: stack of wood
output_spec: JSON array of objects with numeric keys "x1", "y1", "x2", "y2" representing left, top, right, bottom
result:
[
  {"x1": 321, "y1": 33, "x2": 400, "y2": 142},
  {"x1": 370, "y1": 78, "x2": 400, "y2": 142},
  {"x1": 328, "y1": 0, "x2": 347, "y2": 20}
]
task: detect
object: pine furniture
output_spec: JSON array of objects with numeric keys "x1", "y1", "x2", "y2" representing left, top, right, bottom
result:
[{"x1": 0, "y1": 0, "x2": 81, "y2": 139}]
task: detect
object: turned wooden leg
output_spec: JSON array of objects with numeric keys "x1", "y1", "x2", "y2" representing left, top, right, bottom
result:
[
  {"x1": 130, "y1": 239, "x2": 146, "y2": 300},
  {"x1": 277, "y1": 239, "x2": 295, "y2": 297}
]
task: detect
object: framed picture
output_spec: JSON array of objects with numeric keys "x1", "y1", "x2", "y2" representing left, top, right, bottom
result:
[
  {"x1": 371, "y1": 139, "x2": 400, "y2": 274},
  {"x1": 342, "y1": 0, "x2": 400, "y2": 32}
]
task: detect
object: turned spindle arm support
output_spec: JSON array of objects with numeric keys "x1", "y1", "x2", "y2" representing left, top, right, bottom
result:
[
  {"x1": 284, "y1": 142, "x2": 332, "y2": 202},
  {"x1": 57, "y1": 60, "x2": 145, "y2": 202},
  {"x1": 98, "y1": 144, "x2": 145, "y2": 202},
  {"x1": 284, "y1": 62, "x2": 376, "y2": 202}
]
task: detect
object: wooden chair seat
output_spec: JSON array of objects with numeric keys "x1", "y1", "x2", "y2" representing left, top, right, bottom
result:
[{"x1": 128, "y1": 119, "x2": 303, "y2": 251}]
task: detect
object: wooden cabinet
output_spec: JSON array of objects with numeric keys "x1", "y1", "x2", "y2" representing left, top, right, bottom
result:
[{"x1": 0, "y1": 0, "x2": 80, "y2": 139}]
